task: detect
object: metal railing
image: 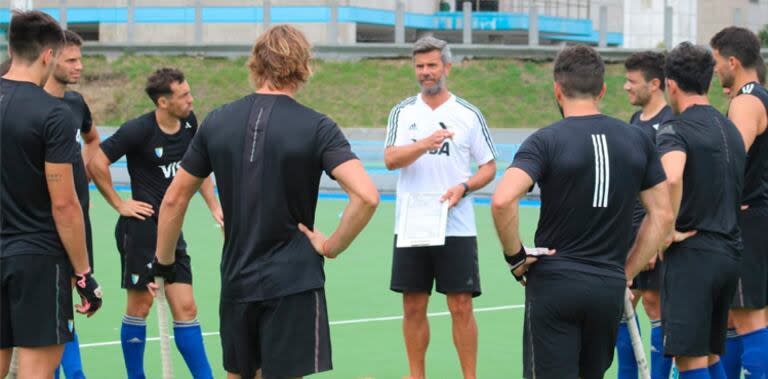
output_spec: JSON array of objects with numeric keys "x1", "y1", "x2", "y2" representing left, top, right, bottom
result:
[{"x1": 0, "y1": 0, "x2": 622, "y2": 48}]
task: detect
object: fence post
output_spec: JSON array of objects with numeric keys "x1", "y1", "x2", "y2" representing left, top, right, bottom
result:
[
  {"x1": 127, "y1": 0, "x2": 135, "y2": 45},
  {"x1": 328, "y1": 0, "x2": 338, "y2": 44},
  {"x1": 263, "y1": 0, "x2": 271, "y2": 29},
  {"x1": 664, "y1": 5, "x2": 673, "y2": 49},
  {"x1": 59, "y1": 0, "x2": 67, "y2": 29},
  {"x1": 462, "y1": 1, "x2": 472, "y2": 44},
  {"x1": 395, "y1": 0, "x2": 405, "y2": 44},
  {"x1": 194, "y1": 0, "x2": 203, "y2": 44},
  {"x1": 598, "y1": 5, "x2": 607, "y2": 48},
  {"x1": 528, "y1": 2, "x2": 538, "y2": 46}
]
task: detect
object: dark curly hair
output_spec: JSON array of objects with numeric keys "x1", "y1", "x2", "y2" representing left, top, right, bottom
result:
[
  {"x1": 665, "y1": 42, "x2": 714, "y2": 95},
  {"x1": 625, "y1": 51, "x2": 666, "y2": 90},
  {"x1": 553, "y1": 45, "x2": 605, "y2": 98},
  {"x1": 710, "y1": 26, "x2": 761, "y2": 69},
  {"x1": 145, "y1": 68, "x2": 185, "y2": 105}
]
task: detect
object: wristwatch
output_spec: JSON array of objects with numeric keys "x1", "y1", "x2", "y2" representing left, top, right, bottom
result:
[{"x1": 461, "y1": 182, "x2": 471, "y2": 198}]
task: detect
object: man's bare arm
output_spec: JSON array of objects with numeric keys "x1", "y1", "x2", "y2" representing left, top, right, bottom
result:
[
  {"x1": 384, "y1": 129, "x2": 453, "y2": 170},
  {"x1": 155, "y1": 168, "x2": 203, "y2": 265},
  {"x1": 299, "y1": 160, "x2": 380, "y2": 257},
  {"x1": 625, "y1": 181, "x2": 674, "y2": 280},
  {"x1": 88, "y1": 148, "x2": 154, "y2": 219},
  {"x1": 491, "y1": 167, "x2": 533, "y2": 254},
  {"x1": 728, "y1": 95, "x2": 765, "y2": 151},
  {"x1": 46, "y1": 162, "x2": 89, "y2": 273},
  {"x1": 80, "y1": 127, "x2": 100, "y2": 178},
  {"x1": 198, "y1": 176, "x2": 223, "y2": 226}
]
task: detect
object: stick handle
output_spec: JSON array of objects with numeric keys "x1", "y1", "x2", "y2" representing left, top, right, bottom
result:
[
  {"x1": 624, "y1": 289, "x2": 651, "y2": 379},
  {"x1": 8, "y1": 347, "x2": 19, "y2": 378},
  {"x1": 155, "y1": 277, "x2": 174, "y2": 379}
]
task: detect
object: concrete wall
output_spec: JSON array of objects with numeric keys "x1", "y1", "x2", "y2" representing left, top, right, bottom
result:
[
  {"x1": 99, "y1": 22, "x2": 356, "y2": 45},
  {"x1": 697, "y1": 0, "x2": 768, "y2": 45},
  {"x1": 622, "y1": 0, "x2": 696, "y2": 49},
  {"x1": 588, "y1": 0, "x2": 624, "y2": 34},
  {"x1": 346, "y1": 0, "x2": 437, "y2": 14}
]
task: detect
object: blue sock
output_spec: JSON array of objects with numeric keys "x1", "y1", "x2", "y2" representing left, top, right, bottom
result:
[
  {"x1": 617, "y1": 317, "x2": 639, "y2": 379},
  {"x1": 708, "y1": 361, "x2": 727, "y2": 379},
  {"x1": 61, "y1": 330, "x2": 86, "y2": 379},
  {"x1": 121, "y1": 315, "x2": 147, "y2": 379},
  {"x1": 721, "y1": 329, "x2": 743, "y2": 379},
  {"x1": 741, "y1": 328, "x2": 768, "y2": 378},
  {"x1": 679, "y1": 367, "x2": 710, "y2": 379},
  {"x1": 173, "y1": 319, "x2": 213, "y2": 379},
  {"x1": 651, "y1": 320, "x2": 673, "y2": 379}
]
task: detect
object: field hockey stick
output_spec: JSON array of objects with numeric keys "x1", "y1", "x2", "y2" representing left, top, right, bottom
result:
[
  {"x1": 624, "y1": 288, "x2": 650, "y2": 379},
  {"x1": 154, "y1": 277, "x2": 174, "y2": 379}
]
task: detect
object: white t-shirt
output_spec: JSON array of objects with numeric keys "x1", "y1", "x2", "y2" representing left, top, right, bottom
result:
[{"x1": 385, "y1": 93, "x2": 497, "y2": 236}]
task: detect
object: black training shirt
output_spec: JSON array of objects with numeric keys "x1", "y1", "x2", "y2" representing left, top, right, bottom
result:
[
  {"x1": 0, "y1": 78, "x2": 79, "y2": 257},
  {"x1": 100, "y1": 111, "x2": 197, "y2": 250},
  {"x1": 728, "y1": 82, "x2": 768, "y2": 208},
  {"x1": 61, "y1": 91, "x2": 93, "y2": 215},
  {"x1": 181, "y1": 93, "x2": 357, "y2": 302},
  {"x1": 629, "y1": 106, "x2": 673, "y2": 228},
  {"x1": 657, "y1": 104, "x2": 745, "y2": 253},
  {"x1": 511, "y1": 114, "x2": 666, "y2": 279}
]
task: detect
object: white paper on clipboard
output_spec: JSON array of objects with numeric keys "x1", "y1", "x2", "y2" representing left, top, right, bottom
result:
[{"x1": 396, "y1": 192, "x2": 449, "y2": 248}]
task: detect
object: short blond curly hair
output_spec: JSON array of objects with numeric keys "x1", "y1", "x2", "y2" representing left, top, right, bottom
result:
[{"x1": 247, "y1": 25, "x2": 313, "y2": 91}]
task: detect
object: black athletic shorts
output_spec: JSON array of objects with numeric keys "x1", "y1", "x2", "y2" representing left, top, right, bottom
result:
[
  {"x1": 220, "y1": 288, "x2": 332, "y2": 379},
  {"x1": 522, "y1": 268, "x2": 625, "y2": 379},
  {"x1": 390, "y1": 236, "x2": 481, "y2": 297},
  {"x1": 629, "y1": 226, "x2": 663, "y2": 291},
  {"x1": 630, "y1": 262, "x2": 663, "y2": 291},
  {"x1": 0, "y1": 254, "x2": 74, "y2": 348},
  {"x1": 661, "y1": 245, "x2": 739, "y2": 357},
  {"x1": 731, "y1": 207, "x2": 768, "y2": 309},
  {"x1": 115, "y1": 216, "x2": 192, "y2": 290}
]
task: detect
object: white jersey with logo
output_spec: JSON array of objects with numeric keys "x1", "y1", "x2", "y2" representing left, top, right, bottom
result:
[{"x1": 385, "y1": 93, "x2": 497, "y2": 236}]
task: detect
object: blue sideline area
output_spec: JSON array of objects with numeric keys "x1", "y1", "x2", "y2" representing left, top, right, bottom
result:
[
  {"x1": 96, "y1": 184, "x2": 542, "y2": 207},
  {"x1": 107, "y1": 139, "x2": 522, "y2": 177},
  {"x1": 0, "y1": 6, "x2": 623, "y2": 46}
]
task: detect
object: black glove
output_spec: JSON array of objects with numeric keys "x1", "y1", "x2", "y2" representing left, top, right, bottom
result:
[
  {"x1": 150, "y1": 257, "x2": 177, "y2": 284},
  {"x1": 74, "y1": 270, "x2": 103, "y2": 315},
  {"x1": 503, "y1": 245, "x2": 528, "y2": 283}
]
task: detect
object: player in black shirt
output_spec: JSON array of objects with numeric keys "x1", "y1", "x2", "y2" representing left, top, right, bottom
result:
[
  {"x1": 711, "y1": 26, "x2": 768, "y2": 379},
  {"x1": 43, "y1": 30, "x2": 100, "y2": 379},
  {"x1": 491, "y1": 45, "x2": 674, "y2": 379},
  {"x1": 656, "y1": 41, "x2": 746, "y2": 378},
  {"x1": 150, "y1": 25, "x2": 379, "y2": 379},
  {"x1": 88, "y1": 68, "x2": 220, "y2": 379},
  {"x1": 618, "y1": 51, "x2": 675, "y2": 379},
  {"x1": 0, "y1": 11, "x2": 102, "y2": 378}
]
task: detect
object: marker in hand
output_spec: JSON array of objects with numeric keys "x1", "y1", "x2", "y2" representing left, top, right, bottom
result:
[{"x1": 439, "y1": 122, "x2": 453, "y2": 139}]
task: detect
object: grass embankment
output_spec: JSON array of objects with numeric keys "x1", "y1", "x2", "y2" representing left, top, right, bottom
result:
[{"x1": 78, "y1": 55, "x2": 730, "y2": 128}]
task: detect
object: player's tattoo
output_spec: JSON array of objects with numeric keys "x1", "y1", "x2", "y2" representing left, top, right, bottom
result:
[{"x1": 46, "y1": 173, "x2": 63, "y2": 182}]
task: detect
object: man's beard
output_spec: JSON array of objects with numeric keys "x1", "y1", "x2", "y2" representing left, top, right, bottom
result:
[
  {"x1": 419, "y1": 75, "x2": 445, "y2": 95},
  {"x1": 720, "y1": 71, "x2": 734, "y2": 89},
  {"x1": 631, "y1": 89, "x2": 651, "y2": 107},
  {"x1": 53, "y1": 71, "x2": 76, "y2": 85}
]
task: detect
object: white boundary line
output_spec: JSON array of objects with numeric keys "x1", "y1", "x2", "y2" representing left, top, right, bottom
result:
[{"x1": 79, "y1": 304, "x2": 524, "y2": 349}]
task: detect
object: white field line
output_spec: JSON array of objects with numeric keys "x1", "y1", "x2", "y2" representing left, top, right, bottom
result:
[{"x1": 79, "y1": 304, "x2": 524, "y2": 349}]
